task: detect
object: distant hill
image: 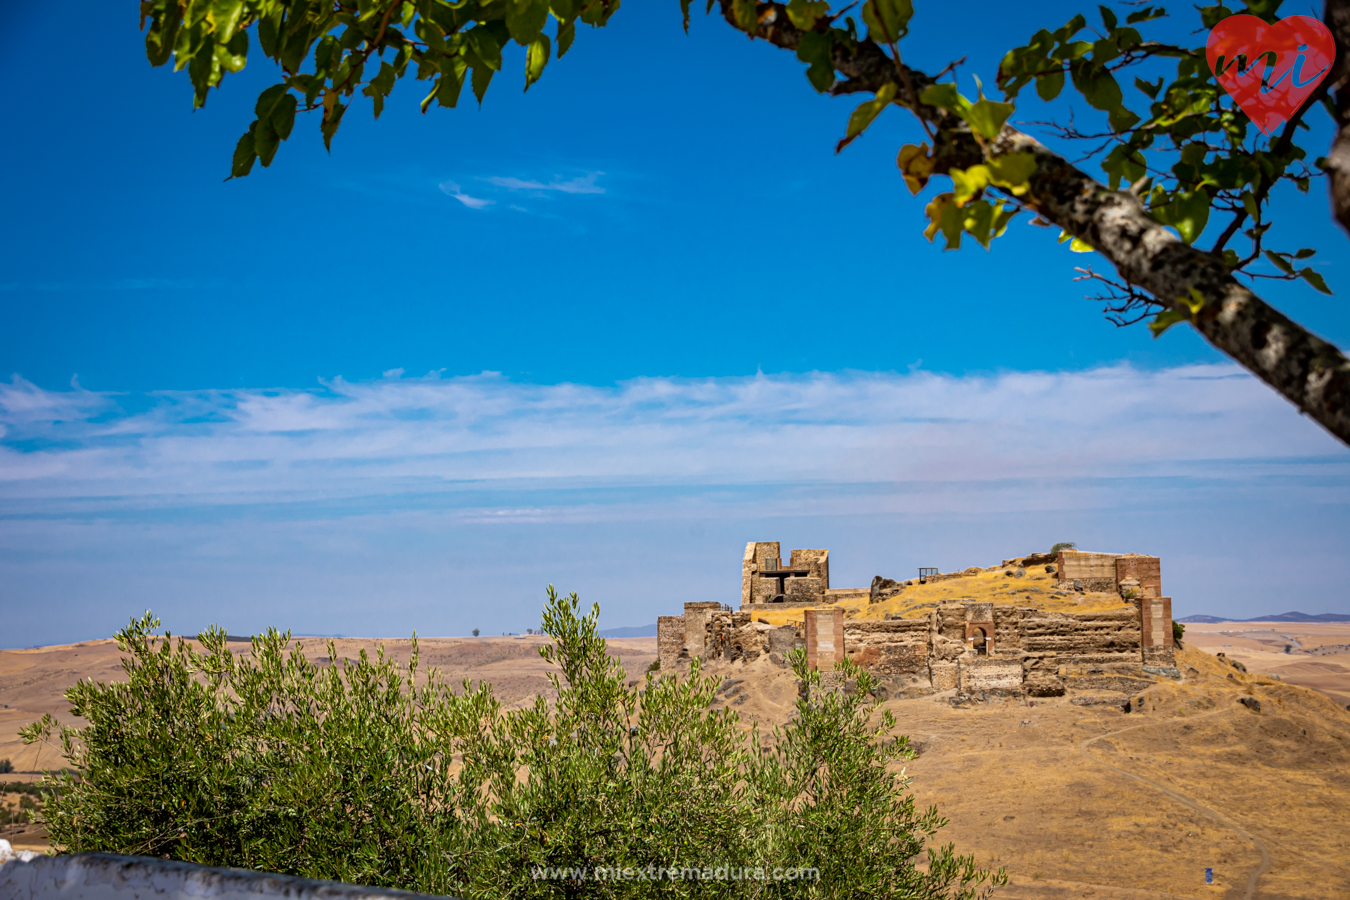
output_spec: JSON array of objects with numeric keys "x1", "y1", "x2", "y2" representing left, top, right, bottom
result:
[
  {"x1": 1178, "y1": 612, "x2": 1350, "y2": 624},
  {"x1": 599, "y1": 623, "x2": 658, "y2": 638}
]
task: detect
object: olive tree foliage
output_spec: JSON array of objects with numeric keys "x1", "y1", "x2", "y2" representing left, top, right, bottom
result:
[
  {"x1": 137, "y1": 0, "x2": 1350, "y2": 446},
  {"x1": 22, "y1": 588, "x2": 1002, "y2": 899}
]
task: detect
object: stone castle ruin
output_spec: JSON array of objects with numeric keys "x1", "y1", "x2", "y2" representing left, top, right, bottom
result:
[{"x1": 658, "y1": 543, "x2": 1178, "y2": 697}]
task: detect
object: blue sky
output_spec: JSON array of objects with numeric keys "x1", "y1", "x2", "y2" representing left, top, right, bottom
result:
[{"x1": 1, "y1": 2, "x2": 1348, "y2": 646}]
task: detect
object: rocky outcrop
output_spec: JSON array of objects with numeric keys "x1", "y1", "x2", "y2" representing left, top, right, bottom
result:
[{"x1": 869, "y1": 575, "x2": 904, "y2": 605}]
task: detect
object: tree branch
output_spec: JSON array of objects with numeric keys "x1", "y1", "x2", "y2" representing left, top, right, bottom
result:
[
  {"x1": 719, "y1": 0, "x2": 1350, "y2": 445},
  {"x1": 1327, "y1": 0, "x2": 1350, "y2": 236}
]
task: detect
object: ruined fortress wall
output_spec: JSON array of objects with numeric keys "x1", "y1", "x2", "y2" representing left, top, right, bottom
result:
[
  {"x1": 1140, "y1": 596, "x2": 1172, "y2": 649},
  {"x1": 993, "y1": 606, "x2": 1027, "y2": 653},
  {"x1": 752, "y1": 577, "x2": 780, "y2": 603},
  {"x1": 844, "y1": 619, "x2": 930, "y2": 676},
  {"x1": 804, "y1": 607, "x2": 844, "y2": 671},
  {"x1": 1116, "y1": 555, "x2": 1161, "y2": 598},
  {"x1": 1057, "y1": 550, "x2": 1121, "y2": 591},
  {"x1": 742, "y1": 542, "x2": 780, "y2": 606},
  {"x1": 1020, "y1": 608, "x2": 1141, "y2": 656},
  {"x1": 682, "y1": 602, "x2": 722, "y2": 660},
  {"x1": 1139, "y1": 596, "x2": 1176, "y2": 672},
  {"x1": 959, "y1": 658, "x2": 1023, "y2": 693},
  {"x1": 789, "y1": 549, "x2": 830, "y2": 588},
  {"x1": 929, "y1": 659, "x2": 959, "y2": 691},
  {"x1": 785, "y1": 577, "x2": 824, "y2": 601},
  {"x1": 657, "y1": 616, "x2": 685, "y2": 670}
]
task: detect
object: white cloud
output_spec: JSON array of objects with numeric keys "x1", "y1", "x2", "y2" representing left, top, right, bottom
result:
[
  {"x1": 438, "y1": 180, "x2": 493, "y2": 209},
  {"x1": 0, "y1": 365, "x2": 1343, "y2": 511},
  {"x1": 483, "y1": 172, "x2": 605, "y2": 195}
]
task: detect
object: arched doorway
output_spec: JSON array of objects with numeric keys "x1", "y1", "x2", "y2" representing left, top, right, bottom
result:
[{"x1": 970, "y1": 627, "x2": 988, "y2": 655}]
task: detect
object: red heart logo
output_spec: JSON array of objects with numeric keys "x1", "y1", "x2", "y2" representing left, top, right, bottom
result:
[{"x1": 1206, "y1": 15, "x2": 1335, "y2": 135}]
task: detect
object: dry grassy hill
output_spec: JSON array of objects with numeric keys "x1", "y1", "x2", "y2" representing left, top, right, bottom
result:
[{"x1": 750, "y1": 562, "x2": 1131, "y2": 629}]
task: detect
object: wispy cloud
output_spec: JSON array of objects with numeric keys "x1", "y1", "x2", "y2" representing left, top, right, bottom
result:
[
  {"x1": 1, "y1": 365, "x2": 1343, "y2": 511},
  {"x1": 481, "y1": 173, "x2": 605, "y2": 195},
  {"x1": 438, "y1": 180, "x2": 493, "y2": 209}
]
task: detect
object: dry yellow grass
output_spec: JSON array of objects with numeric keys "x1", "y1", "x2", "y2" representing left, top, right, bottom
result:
[{"x1": 748, "y1": 561, "x2": 1131, "y2": 628}]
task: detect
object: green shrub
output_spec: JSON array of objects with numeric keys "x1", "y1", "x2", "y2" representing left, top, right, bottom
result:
[
  {"x1": 0, "y1": 758, "x2": 12, "y2": 773},
  {"x1": 1173, "y1": 621, "x2": 1185, "y2": 643},
  {"x1": 23, "y1": 590, "x2": 1001, "y2": 899},
  {"x1": 1048, "y1": 542, "x2": 1076, "y2": 556}
]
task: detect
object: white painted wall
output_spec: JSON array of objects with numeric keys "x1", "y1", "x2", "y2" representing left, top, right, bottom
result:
[{"x1": 0, "y1": 852, "x2": 452, "y2": 900}]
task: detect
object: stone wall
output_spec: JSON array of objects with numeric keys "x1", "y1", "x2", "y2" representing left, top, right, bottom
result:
[
  {"x1": 1116, "y1": 555, "x2": 1161, "y2": 597},
  {"x1": 804, "y1": 607, "x2": 844, "y2": 671},
  {"x1": 843, "y1": 619, "x2": 930, "y2": 676},
  {"x1": 959, "y1": 658, "x2": 1024, "y2": 693},
  {"x1": 657, "y1": 615, "x2": 685, "y2": 670},
  {"x1": 682, "y1": 602, "x2": 722, "y2": 661},
  {"x1": 1139, "y1": 595, "x2": 1176, "y2": 673},
  {"x1": 742, "y1": 542, "x2": 781, "y2": 607},
  {"x1": 789, "y1": 549, "x2": 830, "y2": 588},
  {"x1": 1057, "y1": 550, "x2": 1122, "y2": 591}
]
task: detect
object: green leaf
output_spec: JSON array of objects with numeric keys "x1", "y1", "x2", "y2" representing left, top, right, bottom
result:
[
  {"x1": 1300, "y1": 268, "x2": 1332, "y2": 294},
  {"x1": 270, "y1": 92, "x2": 297, "y2": 140},
  {"x1": 525, "y1": 34, "x2": 551, "y2": 90},
  {"x1": 785, "y1": 0, "x2": 830, "y2": 30},
  {"x1": 320, "y1": 98, "x2": 345, "y2": 151},
  {"x1": 950, "y1": 166, "x2": 989, "y2": 206},
  {"x1": 145, "y1": 3, "x2": 184, "y2": 68},
  {"x1": 1152, "y1": 190, "x2": 1210, "y2": 244},
  {"x1": 796, "y1": 30, "x2": 835, "y2": 92},
  {"x1": 1069, "y1": 237, "x2": 1094, "y2": 252},
  {"x1": 1035, "y1": 69, "x2": 1064, "y2": 101},
  {"x1": 966, "y1": 94, "x2": 1016, "y2": 140},
  {"x1": 506, "y1": 0, "x2": 550, "y2": 46},
  {"x1": 896, "y1": 142, "x2": 934, "y2": 194},
  {"x1": 1199, "y1": 5, "x2": 1233, "y2": 28},
  {"x1": 1101, "y1": 144, "x2": 1146, "y2": 189},
  {"x1": 1134, "y1": 76, "x2": 1162, "y2": 99},
  {"x1": 1066, "y1": 62, "x2": 1141, "y2": 132},
  {"x1": 918, "y1": 82, "x2": 972, "y2": 117},
  {"x1": 216, "y1": 31, "x2": 248, "y2": 73},
  {"x1": 472, "y1": 64, "x2": 494, "y2": 105},
  {"x1": 732, "y1": 0, "x2": 758, "y2": 31},
  {"x1": 556, "y1": 17, "x2": 576, "y2": 57},
  {"x1": 1294, "y1": 248, "x2": 1316, "y2": 259},
  {"x1": 836, "y1": 82, "x2": 897, "y2": 152},
  {"x1": 862, "y1": 0, "x2": 914, "y2": 44},
  {"x1": 1097, "y1": 5, "x2": 1116, "y2": 30},
  {"x1": 467, "y1": 28, "x2": 502, "y2": 71},
  {"x1": 229, "y1": 125, "x2": 257, "y2": 179},
  {"x1": 1264, "y1": 250, "x2": 1296, "y2": 275},
  {"x1": 1125, "y1": 6, "x2": 1167, "y2": 24},
  {"x1": 209, "y1": 0, "x2": 246, "y2": 42},
  {"x1": 435, "y1": 58, "x2": 468, "y2": 108},
  {"x1": 1149, "y1": 308, "x2": 1190, "y2": 337},
  {"x1": 985, "y1": 152, "x2": 1036, "y2": 193}
]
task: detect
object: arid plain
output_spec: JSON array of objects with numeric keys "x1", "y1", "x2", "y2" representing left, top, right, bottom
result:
[{"x1": 1, "y1": 624, "x2": 1347, "y2": 900}]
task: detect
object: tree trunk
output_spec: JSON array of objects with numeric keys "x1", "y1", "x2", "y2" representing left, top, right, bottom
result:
[{"x1": 720, "y1": 2, "x2": 1350, "y2": 446}]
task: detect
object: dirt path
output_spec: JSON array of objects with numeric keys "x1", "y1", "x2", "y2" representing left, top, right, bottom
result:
[{"x1": 1077, "y1": 702, "x2": 1271, "y2": 900}]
